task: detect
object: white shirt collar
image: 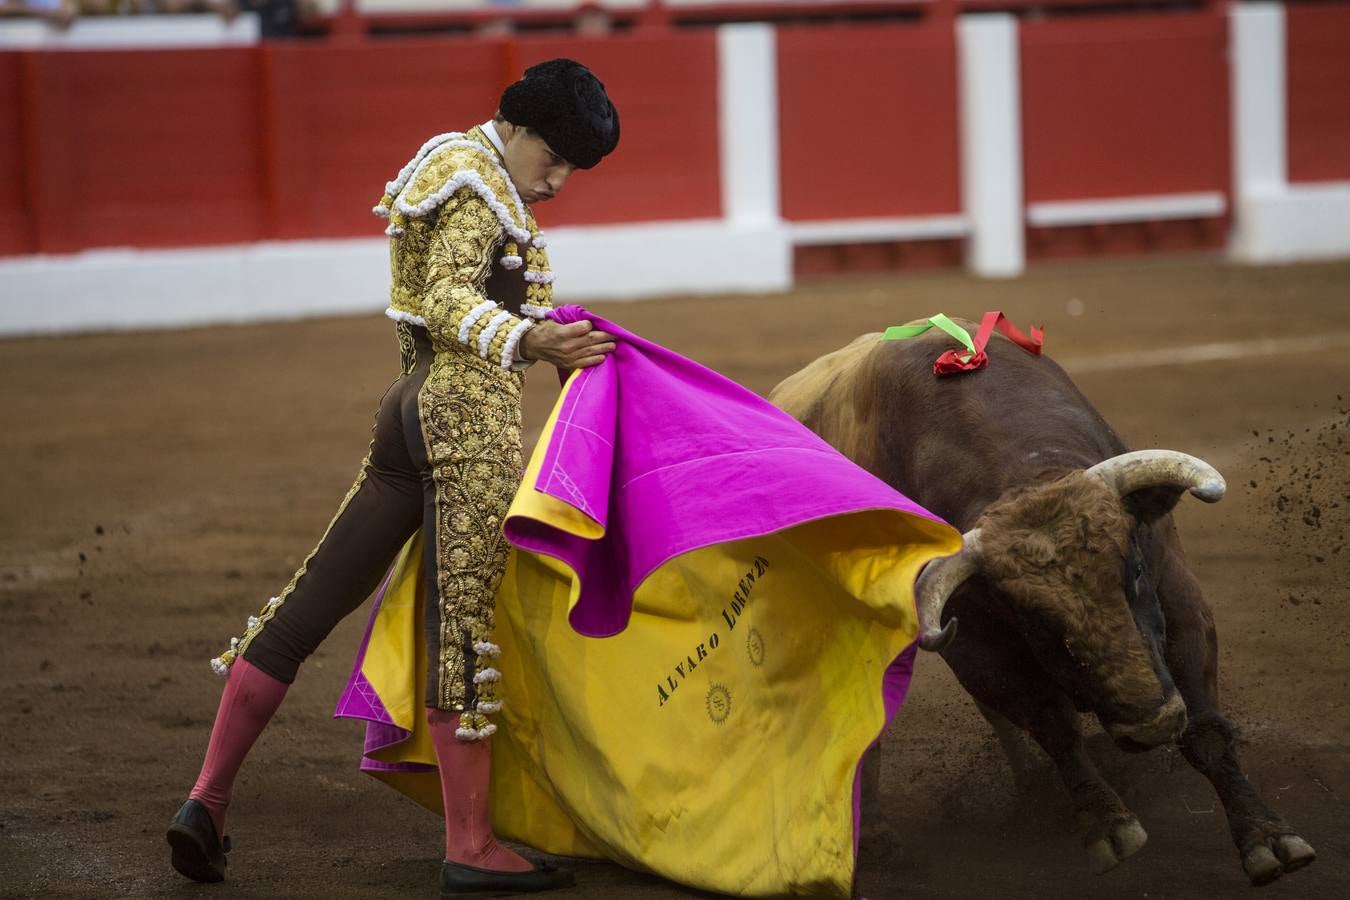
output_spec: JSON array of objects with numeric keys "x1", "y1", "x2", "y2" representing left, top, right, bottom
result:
[{"x1": 481, "y1": 120, "x2": 507, "y2": 158}]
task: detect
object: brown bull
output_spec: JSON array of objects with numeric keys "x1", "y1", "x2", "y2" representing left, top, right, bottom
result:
[{"x1": 769, "y1": 321, "x2": 1316, "y2": 886}]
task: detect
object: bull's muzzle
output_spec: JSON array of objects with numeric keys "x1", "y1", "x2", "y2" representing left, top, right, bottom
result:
[{"x1": 1105, "y1": 692, "x2": 1188, "y2": 751}]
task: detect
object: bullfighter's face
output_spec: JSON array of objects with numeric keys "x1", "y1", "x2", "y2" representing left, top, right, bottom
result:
[{"x1": 498, "y1": 122, "x2": 577, "y2": 205}]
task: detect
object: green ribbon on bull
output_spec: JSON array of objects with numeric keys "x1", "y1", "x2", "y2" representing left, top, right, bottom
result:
[{"x1": 883, "y1": 314, "x2": 977, "y2": 361}]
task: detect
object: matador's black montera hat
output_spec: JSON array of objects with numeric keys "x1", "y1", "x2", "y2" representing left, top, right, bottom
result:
[{"x1": 499, "y1": 59, "x2": 620, "y2": 170}]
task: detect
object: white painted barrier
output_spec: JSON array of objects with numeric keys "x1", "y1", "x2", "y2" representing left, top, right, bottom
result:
[
  {"x1": 1229, "y1": 2, "x2": 1350, "y2": 264},
  {"x1": 957, "y1": 14, "x2": 1024, "y2": 278}
]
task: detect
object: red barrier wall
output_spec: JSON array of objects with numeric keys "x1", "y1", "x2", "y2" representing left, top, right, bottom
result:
[
  {"x1": 7, "y1": 9, "x2": 1333, "y2": 264},
  {"x1": 1, "y1": 33, "x2": 719, "y2": 257},
  {"x1": 515, "y1": 33, "x2": 722, "y2": 225},
  {"x1": 19, "y1": 49, "x2": 264, "y2": 255},
  {"x1": 1019, "y1": 13, "x2": 1229, "y2": 203},
  {"x1": 776, "y1": 23, "x2": 961, "y2": 221},
  {"x1": 261, "y1": 39, "x2": 508, "y2": 241},
  {"x1": 1286, "y1": 1, "x2": 1350, "y2": 183},
  {"x1": 0, "y1": 54, "x2": 29, "y2": 256}
]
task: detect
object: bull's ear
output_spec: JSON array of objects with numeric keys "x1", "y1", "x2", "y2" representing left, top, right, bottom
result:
[{"x1": 1122, "y1": 486, "x2": 1188, "y2": 523}]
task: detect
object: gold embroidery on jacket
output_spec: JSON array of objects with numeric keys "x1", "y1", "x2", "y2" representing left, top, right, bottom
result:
[
  {"x1": 396, "y1": 321, "x2": 417, "y2": 376},
  {"x1": 523, "y1": 232, "x2": 554, "y2": 313},
  {"x1": 422, "y1": 194, "x2": 502, "y2": 355},
  {"x1": 418, "y1": 358, "x2": 524, "y2": 710},
  {"x1": 385, "y1": 128, "x2": 532, "y2": 328},
  {"x1": 403, "y1": 138, "x2": 531, "y2": 710}
]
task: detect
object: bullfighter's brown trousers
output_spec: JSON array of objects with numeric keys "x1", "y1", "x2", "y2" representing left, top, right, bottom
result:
[{"x1": 240, "y1": 322, "x2": 505, "y2": 711}]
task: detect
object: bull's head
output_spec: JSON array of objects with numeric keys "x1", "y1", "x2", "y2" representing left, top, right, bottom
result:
[{"x1": 915, "y1": 450, "x2": 1225, "y2": 751}]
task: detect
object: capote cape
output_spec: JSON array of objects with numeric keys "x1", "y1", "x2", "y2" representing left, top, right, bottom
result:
[{"x1": 334, "y1": 306, "x2": 960, "y2": 897}]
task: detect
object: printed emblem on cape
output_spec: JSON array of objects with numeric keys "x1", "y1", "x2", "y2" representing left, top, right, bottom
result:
[
  {"x1": 746, "y1": 627, "x2": 765, "y2": 667},
  {"x1": 706, "y1": 683, "x2": 731, "y2": 725}
]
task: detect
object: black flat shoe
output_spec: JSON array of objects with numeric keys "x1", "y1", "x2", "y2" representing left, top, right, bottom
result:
[
  {"x1": 439, "y1": 858, "x2": 575, "y2": 897},
  {"x1": 166, "y1": 799, "x2": 230, "y2": 883}
]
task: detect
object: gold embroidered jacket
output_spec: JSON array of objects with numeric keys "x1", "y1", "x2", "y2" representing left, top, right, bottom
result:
[{"x1": 375, "y1": 127, "x2": 554, "y2": 368}]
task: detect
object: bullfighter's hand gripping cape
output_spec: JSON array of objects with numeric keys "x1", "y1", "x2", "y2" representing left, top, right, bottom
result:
[{"x1": 335, "y1": 306, "x2": 960, "y2": 897}]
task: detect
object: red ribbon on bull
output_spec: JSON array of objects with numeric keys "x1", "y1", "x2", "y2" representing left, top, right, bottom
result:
[{"x1": 883, "y1": 311, "x2": 1043, "y2": 375}]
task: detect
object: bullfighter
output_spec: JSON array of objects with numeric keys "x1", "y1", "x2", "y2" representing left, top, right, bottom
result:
[{"x1": 165, "y1": 59, "x2": 621, "y2": 896}]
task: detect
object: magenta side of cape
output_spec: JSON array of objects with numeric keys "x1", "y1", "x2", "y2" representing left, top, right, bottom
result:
[
  {"x1": 853, "y1": 642, "x2": 918, "y2": 853},
  {"x1": 505, "y1": 304, "x2": 949, "y2": 637},
  {"x1": 332, "y1": 567, "x2": 435, "y2": 774}
]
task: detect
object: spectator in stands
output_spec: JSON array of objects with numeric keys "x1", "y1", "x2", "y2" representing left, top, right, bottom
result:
[
  {"x1": 76, "y1": 0, "x2": 126, "y2": 15},
  {"x1": 234, "y1": 0, "x2": 314, "y2": 38},
  {"x1": 0, "y1": 0, "x2": 78, "y2": 28},
  {"x1": 128, "y1": 0, "x2": 240, "y2": 20},
  {"x1": 0, "y1": 0, "x2": 247, "y2": 23}
]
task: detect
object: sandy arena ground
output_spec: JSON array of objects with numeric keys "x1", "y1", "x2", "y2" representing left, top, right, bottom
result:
[{"x1": 2, "y1": 256, "x2": 1348, "y2": 899}]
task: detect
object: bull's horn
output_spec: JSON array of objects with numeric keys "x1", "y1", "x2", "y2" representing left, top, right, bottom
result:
[
  {"x1": 1086, "y1": 449, "x2": 1226, "y2": 503},
  {"x1": 915, "y1": 529, "x2": 982, "y2": 652}
]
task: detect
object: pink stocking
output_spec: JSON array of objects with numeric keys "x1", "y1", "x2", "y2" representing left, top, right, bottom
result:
[
  {"x1": 426, "y1": 709, "x2": 532, "y2": 872},
  {"x1": 188, "y1": 657, "x2": 289, "y2": 837}
]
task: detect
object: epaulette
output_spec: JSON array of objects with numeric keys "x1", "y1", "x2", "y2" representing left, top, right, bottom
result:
[{"x1": 372, "y1": 133, "x2": 533, "y2": 269}]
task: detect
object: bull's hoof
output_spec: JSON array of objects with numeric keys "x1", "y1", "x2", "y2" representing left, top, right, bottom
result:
[
  {"x1": 1275, "y1": 835, "x2": 1317, "y2": 873},
  {"x1": 1243, "y1": 846, "x2": 1283, "y2": 886},
  {"x1": 1244, "y1": 835, "x2": 1316, "y2": 886},
  {"x1": 1086, "y1": 818, "x2": 1148, "y2": 874}
]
